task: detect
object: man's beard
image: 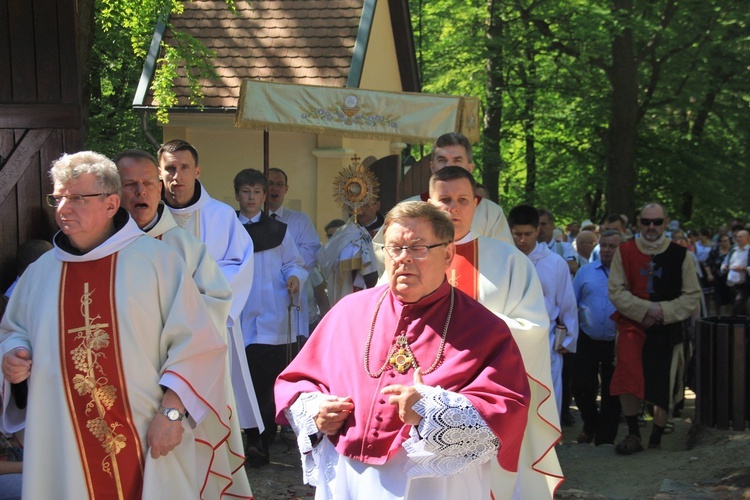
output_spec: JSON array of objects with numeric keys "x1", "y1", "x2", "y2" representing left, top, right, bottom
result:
[{"x1": 642, "y1": 230, "x2": 661, "y2": 242}]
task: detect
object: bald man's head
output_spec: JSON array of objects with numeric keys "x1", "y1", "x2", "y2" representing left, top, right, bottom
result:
[{"x1": 575, "y1": 230, "x2": 597, "y2": 260}]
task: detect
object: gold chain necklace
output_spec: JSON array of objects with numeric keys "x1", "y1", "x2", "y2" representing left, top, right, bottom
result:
[{"x1": 364, "y1": 287, "x2": 454, "y2": 377}]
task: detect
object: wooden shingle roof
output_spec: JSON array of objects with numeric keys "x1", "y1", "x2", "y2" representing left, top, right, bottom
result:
[{"x1": 135, "y1": 0, "x2": 419, "y2": 110}]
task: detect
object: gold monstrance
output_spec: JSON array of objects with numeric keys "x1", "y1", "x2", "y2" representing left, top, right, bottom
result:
[{"x1": 332, "y1": 155, "x2": 380, "y2": 224}]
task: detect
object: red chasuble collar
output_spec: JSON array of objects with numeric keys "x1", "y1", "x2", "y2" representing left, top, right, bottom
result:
[
  {"x1": 59, "y1": 255, "x2": 144, "y2": 499},
  {"x1": 447, "y1": 239, "x2": 480, "y2": 300}
]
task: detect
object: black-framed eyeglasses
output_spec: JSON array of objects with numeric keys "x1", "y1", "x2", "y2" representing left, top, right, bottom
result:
[
  {"x1": 383, "y1": 242, "x2": 449, "y2": 260},
  {"x1": 45, "y1": 193, "x2": 111, "y2": 207},
  {"x1": 640, "y1": 217, "x2": 665, "y2": 227}
]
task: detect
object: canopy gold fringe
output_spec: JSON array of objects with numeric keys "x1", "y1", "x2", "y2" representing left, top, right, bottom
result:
[{"x1": 235, "y1": 80, "x2": 480, "y2": 144}]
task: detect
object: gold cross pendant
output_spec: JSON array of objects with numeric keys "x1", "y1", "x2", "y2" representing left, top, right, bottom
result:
[{"x1": 389, "y1": 347, "x2": 414, "y2": 374}]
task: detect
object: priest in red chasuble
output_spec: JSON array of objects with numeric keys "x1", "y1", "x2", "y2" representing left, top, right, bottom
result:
[
  {"x1": 427, "y1": 166, "x2": 563, "y2": 498},
  {"x1": 276, "y1": 202, "x2": 529, "y2": 499},
  {"x1": 0, "y1": 151, "x2": 237, "y2": 499}
]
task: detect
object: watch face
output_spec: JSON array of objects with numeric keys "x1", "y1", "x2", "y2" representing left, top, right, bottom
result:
[{"x1": 166, "y1": 409, "x2": 181, "y2": 421}]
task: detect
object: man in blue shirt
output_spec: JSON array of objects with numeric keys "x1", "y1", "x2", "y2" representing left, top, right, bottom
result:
[{"x1": 572, "y1": 229, "x2": 623, "y2": 445}]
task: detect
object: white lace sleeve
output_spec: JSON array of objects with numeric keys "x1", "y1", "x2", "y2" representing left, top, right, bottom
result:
[
  {"x1": 283, "y1": 392, "x2": 333, "y2": 486},
  {"x1": 402, "y1": 384, "x2": 500, "y2": 478}
]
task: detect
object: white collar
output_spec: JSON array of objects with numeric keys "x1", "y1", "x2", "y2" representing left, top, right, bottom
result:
[
  {"x1": 53, "y1": 216, "x2": 144, "y2": 263},
  {"x1": 270, "y1": 205, "x2": 286, "y2": 219},
  {"x1": 238, "y1": 212, "x2": 261, "y2": 224},
  {"x1": 455, "y1": 231, "x2": 474, "y2": 245}
]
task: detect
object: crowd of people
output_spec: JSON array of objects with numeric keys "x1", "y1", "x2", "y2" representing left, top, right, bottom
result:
[{"x1": 0, "y1": 133, "x2": 743, "y2": 499}]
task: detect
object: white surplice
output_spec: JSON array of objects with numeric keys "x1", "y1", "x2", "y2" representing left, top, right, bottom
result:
[
  {"x1": 146, "y1": 205, "x2": 251, "y2": 498},
  {"x1": 237, "y1": 216, "x2": 309, "y2": 346},
  {"x1": 269, "y1": 206, "x2": 322, "y2": 327},
  {"x1": 164, "y1": 182, "x2": 261, "y2": 429},
  {"x1": 285, "y1": 391, "x2": 496, "y2": 500},
  {"x1": 526, "y1": 242, "x2": 579, "y2": 415},
  {"x1": 0, "y1": 215, "x2": 234, "y2": 499}
]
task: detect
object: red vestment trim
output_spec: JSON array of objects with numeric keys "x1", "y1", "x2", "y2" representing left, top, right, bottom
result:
[
  {"x1": 164, "y1": 370, "x2": 253, "y2": 499},
  {"x1": 59, "y1": 255, "x2": 144, "y2": 499},
  {"x1": 448, "y1": 239, "x2": 479, "y2": 299}
]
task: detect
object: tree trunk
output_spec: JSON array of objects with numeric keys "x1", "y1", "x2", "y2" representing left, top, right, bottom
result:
[
  {"x1": 77, "y1": 0, "x2": 96, "y2": 144},
  {"x1": 482, "y1": 0, "x2": 503, "y2": 204},
  {"x1": 606, "y1": 0, "x2": 638, "y2": 219},
  {"x1": 522, "y1": 45, "x2": 537, "y2": 205}
]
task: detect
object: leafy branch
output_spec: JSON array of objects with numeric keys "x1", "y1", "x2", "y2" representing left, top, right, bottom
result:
[{"x1": 97, "y1": 0, "x2": 235, "y2": 123}]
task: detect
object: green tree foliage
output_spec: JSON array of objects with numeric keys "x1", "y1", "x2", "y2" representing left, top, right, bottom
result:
[
  {"x1": 84, "y1": 0, "x2": 235, "y2": 155},
  {"x1": 411, "y1": 0, "x2": 750, "y2": 229},
  {"x1": 87, "y1": 4, "x2": 161, "y2": 156}
]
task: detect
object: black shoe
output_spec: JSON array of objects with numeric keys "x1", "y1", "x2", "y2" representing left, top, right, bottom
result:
[
  {"x1": 615, "y1": 434, "x2": 644, "y2": 455},
  {"x1": 561, "y1": 411, "x2": 575, "y2": 427},
  {"x1": 244, "y1": 445, "x2": 270, "y2": 468},
  {"x1": 648, "y1": 432, "x2": 662, "y2": 449},
  {"x1": 577, "y1": 431, "x2": 594, "y2": 444}
]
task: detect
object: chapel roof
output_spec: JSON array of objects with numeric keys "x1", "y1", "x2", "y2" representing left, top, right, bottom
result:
[{"x1": 134, "y1": 0, "x2": 419, "y2": 109}]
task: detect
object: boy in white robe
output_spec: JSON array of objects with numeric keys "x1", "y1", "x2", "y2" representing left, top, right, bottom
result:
[
  {"x1": 509, "y1": 205, "x2": 578, "y2": 418},
  {"x1": 234, "y1": 168, "x2": 308, "y2": 466}
]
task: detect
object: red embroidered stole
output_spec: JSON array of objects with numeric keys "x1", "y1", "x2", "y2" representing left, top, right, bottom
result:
[
  {"x1": 448, "y1": 240, "x2": 480, "y2": 299},
  {"x1": 59, "y1": 255, "x2": 144, "y2": 499}
]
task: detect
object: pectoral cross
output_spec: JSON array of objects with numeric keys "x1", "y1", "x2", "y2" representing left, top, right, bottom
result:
[
  {"x1": 67, "y1": 283, "x2": 109, "y2": 337},
  {"x1": 388, "y1": 335, "x2": 415, "y2": 374},
  {"x1": 640, "y1": 260, "x2": 662, "y2": 294}
]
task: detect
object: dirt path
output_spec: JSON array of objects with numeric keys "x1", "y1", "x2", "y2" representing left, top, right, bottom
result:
[
  {"x1": 245, "y1": 395, "x2": 750, "y2": 499},
  {"x1": 556, "y1": 394, "x2": 750, "y2": 499},
  {"x1": 244, "y1": 436, "x2": 313, "y2": 499}
]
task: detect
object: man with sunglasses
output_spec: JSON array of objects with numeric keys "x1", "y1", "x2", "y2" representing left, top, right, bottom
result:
[
  {"x1": 276, "y1": 202, "x2": 529, "y2": 499},
  {"x1": 608, "y1": 203, "x2": 701, "y2": 455}
]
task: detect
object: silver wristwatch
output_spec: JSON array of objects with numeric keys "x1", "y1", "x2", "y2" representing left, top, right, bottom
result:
[{"x1": 159, "y1": 405, "x2": 186, "y2": 422}]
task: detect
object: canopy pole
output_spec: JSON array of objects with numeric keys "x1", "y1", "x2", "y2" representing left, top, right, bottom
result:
[{"x1": 263, "y1": 130, "x2": 270, "y2": 212}]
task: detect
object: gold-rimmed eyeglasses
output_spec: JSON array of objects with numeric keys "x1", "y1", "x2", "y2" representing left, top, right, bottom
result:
[
  {"x1": 383, "y1": 242, "x2": 449, "y2": 260},
  {"x1": 45, "y1": 193, "x2": 111, "y2": 207}
]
